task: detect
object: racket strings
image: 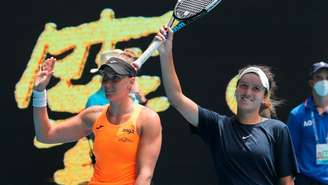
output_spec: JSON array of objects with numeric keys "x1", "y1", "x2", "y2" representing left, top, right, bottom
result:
[{"x1": 175, "y1": 0, "x2": 214, "y2": 19}]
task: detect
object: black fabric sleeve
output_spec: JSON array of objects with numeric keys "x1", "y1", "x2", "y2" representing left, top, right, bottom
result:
[
  {"x1": 189, "y1": 106, "x2": 221, "y2": 144},
  {"x1": 275, "y1": 125, "x2": 299, "y2": 178}
]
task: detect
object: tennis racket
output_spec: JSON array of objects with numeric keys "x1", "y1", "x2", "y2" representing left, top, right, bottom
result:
[{"x1": 133, "y1": 0, "x2": 223, "y2": 69}]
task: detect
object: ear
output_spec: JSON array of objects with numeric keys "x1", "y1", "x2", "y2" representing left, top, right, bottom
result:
[
  {"x1": 127, "y1": 77, "x2": 136, "y2": 90},
  {"x1": 262, "y1": 97, "x2": 272, "y2": 109},
  {"x1": 309, "y1": 79, "x2": 314, "y2": 88},
  {"x1": 262, "y1": 96, "x2": 267, "y2": 104},
  {"x1": 130, "y1": 77, "x2": 136, "y2": 85}
]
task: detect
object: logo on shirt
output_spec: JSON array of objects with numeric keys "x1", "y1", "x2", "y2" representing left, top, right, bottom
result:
[
  {"x1": 96, "y1": 125, "x2": 104, "y2": 130},
  {"x1": 118, "y1": 137, "x2": 134, "y2": 143},
  {"x1": 121, "y1": 128, "x2": 135, "y2": 135},
  {"x1": 116, "y1": 124, "x2": 136, "y2": 143},
  {"x1": 117, "y1": 124, "x2": 136, "y2": 136},
  {"x1": 303, "y1": 120, "x2": 313, "y2": 127},
  {"x1": 242, "y1": 135, "x2": 251, "y2": 140}
]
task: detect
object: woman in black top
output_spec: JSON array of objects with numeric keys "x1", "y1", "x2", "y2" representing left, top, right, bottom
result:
[{"x1": 156, "y1": 26, "x2": 298, "y2": 185}]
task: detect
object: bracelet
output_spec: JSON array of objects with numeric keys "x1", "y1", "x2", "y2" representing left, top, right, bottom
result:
[{"x1": 32, "y1": 90, "x2": 47, "y2": 107}]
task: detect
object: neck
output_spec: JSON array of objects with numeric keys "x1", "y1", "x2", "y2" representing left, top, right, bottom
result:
[
  {"x1": 313, "y1": 94, "x2": 328, "y2": 114},
  {"x1": 237, "y1": 111, "x2": 262, "y2": 125},
  {"x1": 108, "y1": 97, "x2": 134, "y2": 117}
]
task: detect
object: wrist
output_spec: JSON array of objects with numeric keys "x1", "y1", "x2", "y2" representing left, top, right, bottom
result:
[
  {"x1": 32, "y1": 89, "x2": 47, "y2": 107},
  {"x1": 33, "y1": 86, "x2": 45, "y2": 92}
]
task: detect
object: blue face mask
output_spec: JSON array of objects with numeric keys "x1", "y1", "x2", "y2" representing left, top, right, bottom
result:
[{"x1": 314, "y1": 80, "x2": 328, "y2": 97}]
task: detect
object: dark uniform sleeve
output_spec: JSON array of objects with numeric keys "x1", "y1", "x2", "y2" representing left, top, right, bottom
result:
[
  {"x1": 275, "y1": 125, "x2": 299, "y2": 178},
  {"x1": 189, "y1": 106, "x2": 222, "y2": 144}
]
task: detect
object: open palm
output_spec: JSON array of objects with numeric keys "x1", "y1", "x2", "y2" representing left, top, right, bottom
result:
[{"x1": 34, "y1": 57, "x2": 56, "y2": 91}]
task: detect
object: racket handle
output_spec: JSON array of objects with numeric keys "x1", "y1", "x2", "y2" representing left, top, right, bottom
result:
[{"x1": 133, "y1": 39, "x2": 162, "y2": 69}]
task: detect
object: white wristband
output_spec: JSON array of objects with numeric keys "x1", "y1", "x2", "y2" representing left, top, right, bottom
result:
[{"x1": 32, "y1": 90, "x2": 47, "y2": 107}]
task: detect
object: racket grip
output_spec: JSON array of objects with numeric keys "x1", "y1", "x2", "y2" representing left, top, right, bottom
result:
[{"x1": 133, "y1": 40, "x2": 162, "y2": 69}]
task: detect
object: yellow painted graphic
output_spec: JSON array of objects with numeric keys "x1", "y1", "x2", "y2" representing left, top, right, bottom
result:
[
  {"x1": 15, "y1": 9, "x2": 172, "y2": 185},
  {"x1": 225, "y1": 75, "x2": 238, "y2": 115}
]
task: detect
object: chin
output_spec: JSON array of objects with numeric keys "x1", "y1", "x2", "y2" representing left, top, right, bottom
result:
[
  {"x1": 237, "y1": 101, "x2": 251, "y2": 109},
  {"x1": 237, "y1": 105, "x2": 257, "y2": 113}
]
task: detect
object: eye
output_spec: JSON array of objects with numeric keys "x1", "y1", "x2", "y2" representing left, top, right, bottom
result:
[
  {"x1": 101, "y1": 75, "x2": 122, "y2": 83},
  {"x1": 317, "y1": 77, "x2": 324, "y2": 81},
  {"x1": 252, "y1": 86, "x2": 261, "y2": 92},
  {"x1": 238, "y1": 83, "x2": 248, "y2": 89},
  {"x1": 314, "y1": 74, "x2": 324, "y2": 81}
]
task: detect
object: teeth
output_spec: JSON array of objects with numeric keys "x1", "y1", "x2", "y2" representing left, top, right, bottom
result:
[{"x1": 241, "y1": 97, "x2": 252, "y2": 102}]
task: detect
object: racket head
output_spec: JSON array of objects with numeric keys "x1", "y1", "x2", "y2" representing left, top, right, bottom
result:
[{"x1": 173, "y1": 0, "x2": 222, "y2": 21}]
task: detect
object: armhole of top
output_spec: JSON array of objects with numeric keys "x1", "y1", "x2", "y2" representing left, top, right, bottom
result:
[
  {"x1": 92, "y1": 105, "x2": 110, "y2": 132},
  {"x1": 132, "y1": 104, "x2": 143, "y2": 136}
]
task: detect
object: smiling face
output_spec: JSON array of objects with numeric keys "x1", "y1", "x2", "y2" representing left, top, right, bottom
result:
[
  {"x1": 101, "y1": 68, "x2": 135, "y2": 101},
  {"x1": 235, "y1": 73, "x2": 267, "y2": 114}
]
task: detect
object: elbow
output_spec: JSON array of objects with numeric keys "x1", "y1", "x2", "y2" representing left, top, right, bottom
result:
[
  {"x1": 136, "y1": 167, "x2": 154, "y2": 185},
  {"x1": 167, "y1": 98, "x2": 183, "y2": 111},
  {"x1": 166, "y1": 92, "x2": 183, "y2": 107},
  {"x1": 35, "y1": 135, "x2": 49, "y2": 143},
  {"x1": 167, "y1": 95, "x2": 187, "y2": 112},
  {"x1": 143, "y1": 174, "x2": 153, "y2": 183},
  {"x1": 136, "y1": 173, "x2": 153, "y2": 185},
  {"x1": 35, "y1": 133, "x2": 54, "y2": 144},
  {"x1": 167, "y1": 97, "x2": 178, "y2": 108}
]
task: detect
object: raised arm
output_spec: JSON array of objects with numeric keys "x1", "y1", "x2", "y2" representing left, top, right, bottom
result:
[
  {"x1": 135, "y1": 108, "x2": 162, "y2": 185},
  {"x1": 33, "y1": 57, "x2": 96, "y2": 143},
  {"x1": 156, "y1": 27, "x2": 199, "y2": 127}
]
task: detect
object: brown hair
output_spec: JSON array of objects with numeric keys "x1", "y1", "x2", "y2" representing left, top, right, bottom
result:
[
  {"x1": 100, "y1": 48, "x2": 138, "y2": 65},
  {"x1": 238, "y1": 65, "x2": 283, "y2": 118},
  {"x1": 118, "y1": 49, "x2": 138, "y2": 64}
]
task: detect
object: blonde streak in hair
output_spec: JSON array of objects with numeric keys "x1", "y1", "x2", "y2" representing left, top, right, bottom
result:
[
  {"x1": 260, "y1": 96, "x2": 273, "y2": 118},
  {"x1": 119, "y1": 49, "x2": 137, "y2": 63},
  {"x1": 258, "y1": 65, "x2": 281, "y2": 118},
  {"x1": 100, "y1": 49, "x2": 123, "y2": 64},
  {"x1": 122, "y1": 49, "x2": 137, "y2": 59}
]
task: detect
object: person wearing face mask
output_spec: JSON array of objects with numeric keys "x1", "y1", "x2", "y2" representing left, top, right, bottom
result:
[
  {"x1": 156, "y1": 26, "x2": 298, "y2": 185},
  {"x1": 287, "y1": 61, "x2": 328, "y2": 185}
]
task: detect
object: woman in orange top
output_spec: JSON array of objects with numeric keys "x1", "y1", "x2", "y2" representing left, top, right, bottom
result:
[{"x1": 32, "y1": 50, "x2": 162, "y2": 185}]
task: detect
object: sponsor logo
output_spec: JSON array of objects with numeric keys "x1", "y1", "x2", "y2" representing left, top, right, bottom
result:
[
  {"x1": 303, "y1": 120, "x2": 313, "y2": 127},
  {"x1": 172, "y1": 22, "x2": 186, "y2": 32},
  {"x1": 96, "y1": 125, "x2": 104, "y2": 130},
  {"x1": 118, "y1": 137, "x2": 133, "y2": 143},
  {"x1": 121, "y1": 128, "x2": 135, "y2": 135},
  {"x1": 242, "y1": 135, "x2": 251, "y2": 140},
  {"x1": 109, "y1": 60, "x2": 117, "y2": 64}
]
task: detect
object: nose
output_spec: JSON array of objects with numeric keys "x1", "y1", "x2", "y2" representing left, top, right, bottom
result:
[{"x1": 242, "y1": 87, "x2": 253, "y2": 96}]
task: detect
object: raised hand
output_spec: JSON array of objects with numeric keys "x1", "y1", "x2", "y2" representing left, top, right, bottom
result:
[
  {"x1": 34, "y1": 57, "x2": 56, "y2": 91},
  {"x1": 131, "y1": 62, "x2": 140, "y2": 71},
  {"x1": 156, "y1": 26, "x2": 174, "y2": 55}
]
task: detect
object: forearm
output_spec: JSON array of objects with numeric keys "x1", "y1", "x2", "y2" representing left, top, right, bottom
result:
[
  {"x1": 33, "y1": 107, "x2": 53, "y2": 143},
  {"x1": 32, "y1": 57, "x2": 58, "y2": 143},
  {"x1": 159, "y1": 49, "x2": 184, "y2": 107}
]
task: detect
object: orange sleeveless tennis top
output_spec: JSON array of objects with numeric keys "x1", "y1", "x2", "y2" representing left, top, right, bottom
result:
[{"x1": 89, "y1": 104, "x2": 142, "y2": 185}]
